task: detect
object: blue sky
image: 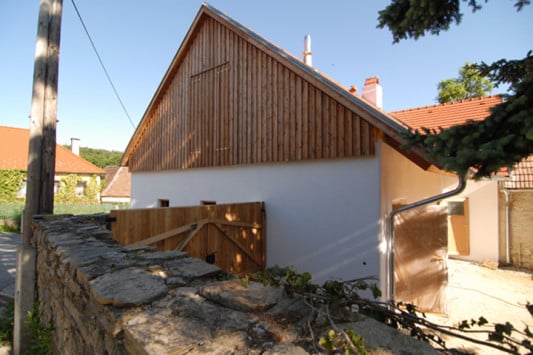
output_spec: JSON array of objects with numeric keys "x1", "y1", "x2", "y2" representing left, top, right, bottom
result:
[{"x1": 1, "y1": 1, "x2": 531, "y2": 151}]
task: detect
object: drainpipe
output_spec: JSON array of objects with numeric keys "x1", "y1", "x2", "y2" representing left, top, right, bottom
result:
[
  {"x1": 503, "y1": 189, "x2": 511, "y2": 264},
  {"x1": 385, "y1": 174, "x2": 466, "y2": 304}
]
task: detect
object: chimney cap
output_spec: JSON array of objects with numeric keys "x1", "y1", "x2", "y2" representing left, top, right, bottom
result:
[{"x1": 364, "y1": 76, "x2": 380, "y2": 85}]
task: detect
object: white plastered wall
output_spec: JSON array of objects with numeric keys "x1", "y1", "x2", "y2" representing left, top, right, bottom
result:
[
  {"x1": 380, "y1": 142, "x2": 500, "y2": 263},
  {"x1": 456, "y1": 179, "x2": 499, "y2": 262},
  {"x1": 380, "y1": 143, "x2": 458, "y2": 213},
  {"x1": 131, "y1": 157, "x2": 382, "y2": 285}
]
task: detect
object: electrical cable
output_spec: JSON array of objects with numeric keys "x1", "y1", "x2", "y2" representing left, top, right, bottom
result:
[{"x1": 70, "y1": 0, "x2": 136, "y2": 129}]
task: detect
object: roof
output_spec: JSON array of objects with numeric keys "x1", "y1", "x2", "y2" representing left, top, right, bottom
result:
[
  {"x1": 392, "y1": 96, "x2": 533, "y2": 187},
  {"x1": 391, "y1": 95, "x2": 503, "y2": 131},
  {"x1": 101, "y1": 165, "x2": 131, "y2": 198},
  {"x1": 500, "y1": 156, "x2": 533, "y2": 189},
  {"x1": 0, "y1": 125, "x2": 105, "y2": 175},
  {"x1": 122, "y1": 4, "x2": 428, "y2": 169}
]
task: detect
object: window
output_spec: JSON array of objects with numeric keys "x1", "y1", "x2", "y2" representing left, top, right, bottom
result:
[
  {"x1": 75, "y1": 181, "x2": 87, "y2": 197},
  {"x1": 447, "y1": 201, "x2": 465, "y2": 215},
  {"x1": 16, "y1": 180, "x2": 27, "y2": 198}
]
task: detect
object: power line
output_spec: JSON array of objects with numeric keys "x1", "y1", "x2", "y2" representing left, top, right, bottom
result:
[{"x1": 70, "y1": 0, "x2": 136, "y2": 129}]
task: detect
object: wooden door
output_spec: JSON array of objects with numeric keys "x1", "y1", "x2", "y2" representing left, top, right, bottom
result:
[
  {"x1": 394, "y1": 204, "x2": 448, "y2": 314},
  {"x1": 447, "y1": 199, "x2": 470, "y2": 256}
]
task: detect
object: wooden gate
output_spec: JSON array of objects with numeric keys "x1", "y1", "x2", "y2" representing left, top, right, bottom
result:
[
  {"x1": 394, "y1": 204, "x2": 448, "y2": 314},
  {"x1": 109, "y1": 202, "x2": 265, "y2": 275}
]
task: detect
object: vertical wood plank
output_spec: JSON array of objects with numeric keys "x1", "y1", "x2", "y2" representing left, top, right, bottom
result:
[
  {"x1": 265, "y1": 55, "x2": 273, "y2": 162},
  {"x1": 282, "y1": 67, "x2": 290, "y2": 161},
  {"x1": 289, "y1": 71, "x2": 297, "y2": 161},
  {"x1": 315, "y1": 88, "x2": 322, "y2": 159},
  {"x1": 308, "y1": 84, "x2": 316, "y2": 159},
  {"x1": 301, "y1": 80, "x2": 309, "y2": 160},
  {"x1": 329, "y1": 98, "x2": 337, "y2": 158}
]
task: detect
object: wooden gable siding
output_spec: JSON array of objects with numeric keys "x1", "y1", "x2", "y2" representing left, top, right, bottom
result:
[{"x1": 128, "y1": 17, "x2": 375, "y2": 172}]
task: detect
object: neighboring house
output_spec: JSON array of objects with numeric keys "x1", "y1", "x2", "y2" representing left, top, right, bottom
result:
[
  {"x1": 0, "y1": 125, "x2": 105, "y2": 201},
  {"x1": 392, "y1": 96, "x2": 533, "y2": 270},
  {"x1": 121, "y1": 4, "x2": 461, "y2": 311},
  {"x1": 101, "y1": 165, "x2": 131, "y2": 205}
]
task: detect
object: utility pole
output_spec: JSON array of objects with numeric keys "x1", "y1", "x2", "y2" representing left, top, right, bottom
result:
[{"x1": 15, "y1": 0, "x2": 63, "y2": 353}]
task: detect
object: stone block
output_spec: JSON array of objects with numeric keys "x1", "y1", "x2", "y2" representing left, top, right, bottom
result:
[
  {"x1": 164, "y1": 257, "x2": 221, "y2": 282},
  {"x1": 90, "y1": 267, "x2": 167, "y2": 307},
  {"x1": 199, "y1": 279, "x2": 283, "y2": 312}
]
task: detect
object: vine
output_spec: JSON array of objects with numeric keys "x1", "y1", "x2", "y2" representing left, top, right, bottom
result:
[
  {"x1": 54, "y1": 174, "x2": 100, "y2": 204},
  {"x1": 0, "y1": 169, "x2": 25, "y2": 202}
]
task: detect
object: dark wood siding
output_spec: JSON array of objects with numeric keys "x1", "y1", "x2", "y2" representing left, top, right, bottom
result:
[{"x1": 128, "y1": 17, "x2": 375, "y2": 172}]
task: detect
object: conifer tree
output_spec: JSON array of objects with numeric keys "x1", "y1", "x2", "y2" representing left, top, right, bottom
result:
[{"x1": 378, "y1": 0, "x2": 532, "y2": 179}]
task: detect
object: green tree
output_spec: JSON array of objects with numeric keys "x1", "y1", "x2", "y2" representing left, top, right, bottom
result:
[
  {"x1": 378, "y1": 0, "x2": 533, "y2": 179},
  {"x1": 437, "y1": 62, "x2": 493, "y2": 103},
  {"x1": 63, "y1": 145, "x2": 123, "y2": 168}
]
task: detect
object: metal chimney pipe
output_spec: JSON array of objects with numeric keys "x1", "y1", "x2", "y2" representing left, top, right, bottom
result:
[
  {"x1": 303, "y1": 34, "x2": 312, "y2": 66},
  {"x1": 71, "y1": 137, "x2": 80, "y2": 156}
]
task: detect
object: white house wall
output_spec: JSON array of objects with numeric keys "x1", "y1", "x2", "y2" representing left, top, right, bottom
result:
[
  {"x1": 458, "y1": 179, "x2": 499, "y2": 262},
  {"x1": 131, "y1": 158, "x2": 382, "y2": 285},
  {"x1": 380, "y1": 142, "x2": 500, "y2": 263},
  {"x1": 380, "y1": 143, "x2": 457, "y2": 214}
]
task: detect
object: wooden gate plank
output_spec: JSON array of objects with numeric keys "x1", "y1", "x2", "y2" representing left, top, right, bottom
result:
[
  {"x1": 213, "y1": 223, "x2": 261, "y2": 266},
  {"x1": 110, "y1": 202, "x2": 265, "y2": 274},
  {"x1": 175, "y1": 220, "x2": 209, "y2": 251},
  {"x1": 130, "y1": 219, "x2": 209, "y2": 247}
]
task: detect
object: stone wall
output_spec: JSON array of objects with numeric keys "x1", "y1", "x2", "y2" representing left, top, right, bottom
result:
[
  {"x1": 508, "y1": 191, "x2": 533, "y2": 270},
  {"x1": 33, "y1": 214, "x2": 437, "y2": 354},
  {"x1": 498, "y1": 190, "x2": 533, "y2": 270}
]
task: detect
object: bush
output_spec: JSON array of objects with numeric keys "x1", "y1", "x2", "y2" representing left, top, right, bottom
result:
[{"x1": 0, "y1": 300, "x2": 14, "y2": 345}]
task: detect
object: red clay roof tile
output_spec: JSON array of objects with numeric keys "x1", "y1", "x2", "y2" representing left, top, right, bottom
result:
[
  {"x1": 391, "y1": 95, "x2": 503, "y2": 131},
  {"x1": 390, "y1": 95, "x2": 533, "y2": 187},
  {"x1": 0, "y1": 125, "x2": 105, "y2": 175},
  {"x1": 101, "y1": 165, "x2": 131, "y2": 198},
  {"x1": 500, "y1": 156, "x2": 533, "y2": 189}
]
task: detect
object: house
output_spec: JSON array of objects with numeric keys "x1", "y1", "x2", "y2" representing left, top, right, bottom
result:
[
  {"x1": 392, "y1": 97, "x2": 533, "y2": 270},
  {"x1": 499, "y1": 156, "x2": 533, "y2": 270},
  {"x1": 121, "y1": 4, "x2": 465, "y2": 311},
  {"x1": 101, "y1": 165, "x2": 131, "y2": 205},
  {"x1": 0, "y1": 125, "x2": 105, "y2": 201}
]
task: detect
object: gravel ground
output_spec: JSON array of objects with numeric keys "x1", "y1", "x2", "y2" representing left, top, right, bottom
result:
[{"x1": 426, "y1": 258, "x2": 533, "y2": 354}]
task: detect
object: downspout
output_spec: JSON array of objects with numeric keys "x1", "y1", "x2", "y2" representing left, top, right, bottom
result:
[
  {"x1": 503, "y1": 189, "x2": 511, "y2": 264},
  {"x1": 385, "y1": 174, "x2": 466, "y2": 304}
]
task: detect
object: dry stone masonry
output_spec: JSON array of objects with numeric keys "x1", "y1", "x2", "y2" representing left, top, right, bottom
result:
[{"x1": 33, "y1": 214, "x2": 437, "y2": 354}]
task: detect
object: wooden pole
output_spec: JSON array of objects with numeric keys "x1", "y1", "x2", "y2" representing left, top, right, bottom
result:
[{"x1": 15, "y1": 0, "x2": 63, "y2": 353}]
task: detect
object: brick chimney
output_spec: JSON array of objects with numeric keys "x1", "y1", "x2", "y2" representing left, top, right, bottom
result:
[
  {"x1": 362, "y1": 76, "x2": 382, "y2": 108},
  {"x1": 71, "y1": 138, "x2": 80, "y2": 156}
]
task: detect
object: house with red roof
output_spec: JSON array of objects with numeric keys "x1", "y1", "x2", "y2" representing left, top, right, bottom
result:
[
  {"x1": 119, "y1": 4, "x2": 478, "y2": 313},
  {"x1": 115, "y1": 3, "x2": 532, "y2": 313},
  {"x1": 392, "y1": 96, "x2": 533, "y2": 271},
  {"x1": 0, "y1": 125, "x2": 105, "y2": 201}
]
